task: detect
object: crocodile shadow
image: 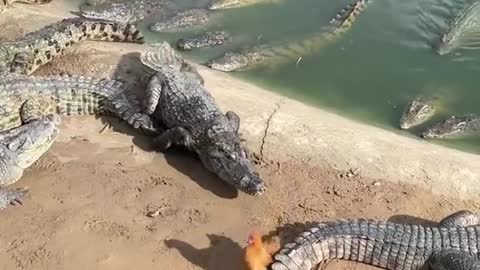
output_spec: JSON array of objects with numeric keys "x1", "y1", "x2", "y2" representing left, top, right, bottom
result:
[
  {"x1": 164, "y1": 234, "x2": 244, "y2": 270},
  {"x1": 111, "y1": 52, "x2": 239, "y2": 199}
]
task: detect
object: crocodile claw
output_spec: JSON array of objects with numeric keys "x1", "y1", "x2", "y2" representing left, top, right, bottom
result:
[
  {"x1": 129, "y1": 113, "x2": 162, "y2": 136},
  {"x1": 0, "y1": 188, "x2": 29, "y2": 210}
]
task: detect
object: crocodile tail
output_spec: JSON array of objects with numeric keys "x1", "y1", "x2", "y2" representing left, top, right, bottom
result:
[
  {"x1": 270, "y1": 219, "x2": 389, "y2": 270},
  {"x1": 70, "y1": 18, "x2": 144, "y2": 43}
]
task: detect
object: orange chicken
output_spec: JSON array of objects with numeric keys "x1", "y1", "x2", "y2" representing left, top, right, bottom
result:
[{"x1": 244, "y1": 230, "x2": 281, "y2": 270}]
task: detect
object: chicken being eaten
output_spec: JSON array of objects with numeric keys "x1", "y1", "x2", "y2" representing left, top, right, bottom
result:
[{"x1": 243, "y1": 229, "x2": 281, "y2": 270}]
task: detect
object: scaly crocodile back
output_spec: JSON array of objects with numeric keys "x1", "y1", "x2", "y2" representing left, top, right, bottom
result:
[
  {"x1": 270, "y1": 219, "x2": 480, "y2": 270},
  {"x1": 0, "y1": 74, "x2": 128, "y2": 132},
  {"x1": 1, "y1": 17, "x2": 143, "y2": 75}
]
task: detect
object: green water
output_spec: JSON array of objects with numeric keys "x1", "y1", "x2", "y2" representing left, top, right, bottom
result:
[{"x1": 79, "y1": 0, "x2": 480, "y2": 154}]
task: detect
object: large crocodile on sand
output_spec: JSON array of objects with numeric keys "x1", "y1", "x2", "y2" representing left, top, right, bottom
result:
[
  {"x1": 0, "y1": 73, "x2": 159, "y2": 209},
  {"x1": 0, "y1": 17, "x2": 143, "y2": 75},
  {"x1": 270, "y1": 210, "x2": 480, "y2": 270},
  {"x1": 436, "y1": 1, "x2": 480, "y2": 55},
  {"x1": 177, "y1": 31, "x2": 232, "y2": 51},
  {"x1": 208, "y1": 0, "x2": 369, "y2": 72},
  {"x1": 421, "y1": 114, "x2": 480, "y2": 139},
  {"x1": 138, "y1": 42, "x2": 266, "y2": 196},
  {"x1": 399, "y1": 96, "x2": 436, "y2": 130},
  {"x1": 0, "y1": 0, "x2": 51, "y2": 14}
]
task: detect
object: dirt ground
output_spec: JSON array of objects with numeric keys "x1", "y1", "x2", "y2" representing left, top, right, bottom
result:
[{"x1": 0, "y1": 2, "x2": 480, "y2": 270}]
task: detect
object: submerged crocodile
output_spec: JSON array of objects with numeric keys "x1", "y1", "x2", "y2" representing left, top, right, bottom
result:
[
  {"x1": 436, "y1": 1, "x2": 480, "y2": 55},
  {"x1": 138, "y1": 42, "x2": 266, "y2": 196},
  {"x1": 399, "y1": 96, "x2": 436, "y2": 130},
  {"x1": 78, "y1": 0, "x2": 281, "y2": 31},
  {"x1": 0, "y1": 17, "x2": 143, "y2": 75},
  {"x1": 421, "y1": 114, "x2": 480, "y2": 139},
  {"x1": 0, "y1": 0, "x2": 51, "y2": 14},
  {"x1": 270, "y1": 210, "x2": 480, "y2": 270},
  {"x1": 208, "y1": 0, "x2": 369, "y2": 72},
  {"x1": 149, "y1": 8, "x2": 211, "y2": 32},
  {"x1": 0, "y1": 73, "x2": 159, "y2": 210},
  {"x1": 208, "y1": 0, "x2": 281, "y2": 10},
  {"x1": 177, "y1": 31, "x2": 232, "y2": 51}
]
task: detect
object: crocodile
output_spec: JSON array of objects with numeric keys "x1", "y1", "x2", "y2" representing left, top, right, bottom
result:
[
  {"x1": 78, "y1": 0, "x2": 198, "y2": 24},
  {"x1": 0, "y1": 114, "x2": 60, "y2": 210},
  {"x1": 0, "y1": 17, "x2": 143, "y2": 75},
  {"x1": 149, "y1": 9, "x2": 211, "y2": 32},
  {"x1": 436, "y1": 1, "x2": 480, "y2": 55},
  {"x1": 208, "y1": 0, "x2": 369, "y2": 72},
  {"x1": 270, "y1": 210, "x2": 480, "y2": 270},
  {"x1": 208, "y1": 0, "x2": 281, "y2": 10},
  {"x1": 421, "y1": 114, "x2": 480, "y2": 139},
  {"x1": 0, "y1": 0, "x2": 52, "y2": 14},
  {"x1": 138, "y1": 42, "x2": 266, "y2": 196},
  {"x1": 177, "y1": 31, "x2": 232, "y2": 51},
  {"x1": 399, "y1": 96, "x2": 436, "y2": 130}
]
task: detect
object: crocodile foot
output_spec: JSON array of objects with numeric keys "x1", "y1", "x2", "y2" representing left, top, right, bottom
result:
[{"x1": 0, "y1": 188, "x2": 28, "y2": 210}]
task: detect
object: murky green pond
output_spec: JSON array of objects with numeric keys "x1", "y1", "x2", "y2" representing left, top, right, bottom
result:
[{"x1": 75, "y1": 0, "x2": 480, "y2": 154}]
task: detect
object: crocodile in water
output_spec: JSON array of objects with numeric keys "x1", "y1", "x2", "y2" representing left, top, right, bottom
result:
[
  {"x1": 0, "y1": 17, "x2": 143, "y2": 75},
  {"x1": 421, "y1": 114, "x2": 480, "y2": 139},
  {"x1": 177, "y1": 31, "x2": 232, "y2": 51},
  {"x1": 139, "y1": 42, "x2": 266, "y2": 196},
  {"x1": 208, "y1": 0, "x2": 369, "y2": 72},
  {"x1": 399, "y1": 96, "x2": 436, "y2": 130},
  {"x1": 208, "y1": 0, "x2": 281, "y2": 10},
  {"x1": 149, "y1": 8, "x2": 211, "y2": 32},
  {"x1": 270, "y1": 210, "x2": 480, "y2": 270},
  {"x1": 436, "y1": 1, "x2": 480, "y2": 55}
]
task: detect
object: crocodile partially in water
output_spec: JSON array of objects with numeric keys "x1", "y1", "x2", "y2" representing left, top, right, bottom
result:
[
  {"x1": 208, "y1": 0, "x2": 369, "y2": 72},
  {"x1": 0, "y1": 17, "x2": 143, "y2": 75},
  {"x1": 270, "y1": 210, "x2": 480, "y2": 270},
  {"x1": 177, "y1": 31, "x2": 232, "y2": 50},
  {"x1": 208, "y1": 0, "x2": 282, "y2": 10},
  {"x1": 78, "y1": 0, "x2": 282, "y2": 31},
  {"x1": 399, "y1": 96, "x2": 436, "y2": 130},
  {"x1": 149, "y1": 8, "x2": 211, "y2": 32},
  {"x1": 421, "y1": 114, "x2": 480, "y2": 139},
  {"x1": 0, "y1": 0, "x2": 52, "y2": 14},
  {"x1": 436, "y1": 1, "x2": 480, "y2": 55}
]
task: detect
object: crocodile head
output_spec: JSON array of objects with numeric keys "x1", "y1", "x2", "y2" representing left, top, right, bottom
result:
[
  {"x1": 421, "y1": 115, "x2": 472, "y2": 139},
  {"x1": 8, "y1": 114, "x2": 61, "y2": 170},
  {"x1": 207, "y1": 52, "x2": 250, "y2": 72},
  {"x1": 208, "y1": 0, "x2": 240, "y2": 9},
  {"x1": 399, "y1": 97, "x2": 435, "y2": 129},
  {"x1": 197, "y1": 134, "x2": 266, "y2": 196},
  {"x1": 436, "y1": 33, "x2": 455, "y2": 56}
]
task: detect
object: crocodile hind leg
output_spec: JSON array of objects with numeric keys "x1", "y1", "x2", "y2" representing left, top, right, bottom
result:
[
  {"x1": 226, "y1": 111, "x2": 240, "y2": 134},
  {"x1": 0, "y1": 114, "x2": 61, "y2": 210},
  {"x1": 153, "y1": 127, "x2": 194, "y2": 151},
  {"x1": 438, "y1": 210, "x2": 480, "y2": 227},
  {"x1": 428, "y1": 250, "x2": 480, "y2": 270}
]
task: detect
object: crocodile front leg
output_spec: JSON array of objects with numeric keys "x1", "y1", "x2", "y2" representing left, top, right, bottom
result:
[
  {"x1": 0, "y1": 114, "x2": 60, "y2": 210},
  {"x1": 438, "y1": 210, "x2": 480, "y2": 227},
  {"x1": 428, "y1": 250, "x2": 480, "y2": 270},
  {"x1": 153, "y1": 127, "x2": 194, "y2": 151},
  {"x1": 225, "y1": 111, "x2": 240, "y2": 134}
]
